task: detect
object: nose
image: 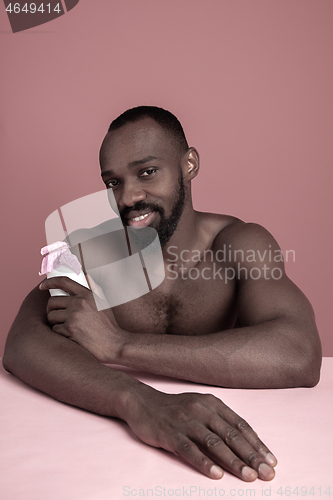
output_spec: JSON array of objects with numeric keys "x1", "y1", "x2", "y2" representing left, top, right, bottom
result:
[{"x1": 117, "y1": 181, "x2": 146, "y2": 209}]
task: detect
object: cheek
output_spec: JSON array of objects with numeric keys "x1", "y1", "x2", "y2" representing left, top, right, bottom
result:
[
  {"x1": 155, "y1": 173, "x2": 180, "y2": 198},
  {"x1": 154, "y1": 186, "x2": 177, "y2": 211}
]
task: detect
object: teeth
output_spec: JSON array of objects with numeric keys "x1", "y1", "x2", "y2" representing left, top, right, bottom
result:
[{"x1": 131, "y1": 212, "x2": 152, "y2": 222}]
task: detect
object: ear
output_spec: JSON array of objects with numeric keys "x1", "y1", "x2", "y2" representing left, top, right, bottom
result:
[{"x1": 183, "y1": 147, "x2": 200, "y2": 180}]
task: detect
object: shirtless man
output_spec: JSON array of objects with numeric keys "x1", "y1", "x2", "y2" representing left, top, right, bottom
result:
[{"x1": 3, "y1": 106, "x2": 321, "y2": 483}]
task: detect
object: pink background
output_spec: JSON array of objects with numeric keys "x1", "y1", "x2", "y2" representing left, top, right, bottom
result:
[{"x1": 0, "y1": 0, "x2": 332, "y2": 356}]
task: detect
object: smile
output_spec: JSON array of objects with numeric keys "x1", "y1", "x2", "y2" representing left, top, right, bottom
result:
[
  {"x1": 127, "y1": 210, "x2": 156, "y2": 227},
  {"x1": 130, "y1": 212, "x2": 152, "y2": 222}
]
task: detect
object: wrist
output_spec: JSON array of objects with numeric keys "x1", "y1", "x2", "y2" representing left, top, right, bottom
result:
[
  {"x1": 117, "y1": 377, "x2": 158, "y2": 422},
  {"x1": 115, "y1": 327, "x2": 131, "y2": 364}
]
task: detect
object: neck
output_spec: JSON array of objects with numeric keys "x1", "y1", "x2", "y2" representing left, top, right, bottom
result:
[{"x1": 162, "y1": 202, "x2": 200, "y2": 261}]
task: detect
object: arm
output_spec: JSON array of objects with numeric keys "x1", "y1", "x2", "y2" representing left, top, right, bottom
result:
[
  {"x1": 2, "y1": 284, "x2": 142, "y2": 418},
  {"x1": 59, "y1": 223, "x2": 321, "y2": 389},
  {"x1": 118, "y1": 297, "x2": 320, "y2": 389},
  {"x1": 119, "y1": 224, "x2": 321, "y2": 388},
  {"x1": 3, "y1": 281, "x2": 277, "y2": 481}
]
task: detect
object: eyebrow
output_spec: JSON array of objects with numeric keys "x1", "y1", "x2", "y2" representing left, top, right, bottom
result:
[{"x1": 101, "y1": 156, "x2": 158, "y2": 178}]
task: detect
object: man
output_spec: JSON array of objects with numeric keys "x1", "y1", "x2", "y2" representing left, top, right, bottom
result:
[{"x1": 3, "y1": 106, "x2": 321, "y2": 483}]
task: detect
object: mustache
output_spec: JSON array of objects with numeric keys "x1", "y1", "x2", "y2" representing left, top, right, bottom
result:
[{"x1": 120, "y1": 202, "x2": 165, "y2": 219}]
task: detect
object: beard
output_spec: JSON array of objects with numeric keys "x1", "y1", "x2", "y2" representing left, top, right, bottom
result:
[{"x1": 120, "y1": 173, "x2": 186, "y2": 247}]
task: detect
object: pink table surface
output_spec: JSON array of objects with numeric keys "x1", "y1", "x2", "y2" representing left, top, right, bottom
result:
[{"x1": 0, "y1": 358, "x2": 332, "y2": 500}]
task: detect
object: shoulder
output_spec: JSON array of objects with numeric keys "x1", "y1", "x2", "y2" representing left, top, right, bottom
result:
[
  {"x1": 213, "y1": 221, "x2": 281, "y2": 252},
  {"x1": 196, "y1": 211, "x2": 242, "y2": 243},
  {"x1": 211, "y1": 221, "x2": 286, "y2": 274},
  {"x1": 194, "y1": 212, "x2": 282, "y2": 257}
]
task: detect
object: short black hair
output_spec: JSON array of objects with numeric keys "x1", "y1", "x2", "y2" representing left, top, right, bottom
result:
[{"x1": 108, "y1": 106, "x2": 189, "y2": 153}]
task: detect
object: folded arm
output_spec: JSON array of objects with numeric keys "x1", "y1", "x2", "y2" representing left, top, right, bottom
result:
[
  {"x1": 2, "y1": 285, "x2": 141, "y2": 418},
  {"x1": 116, "y1": 224, "x2": 322, "y2": 388}
]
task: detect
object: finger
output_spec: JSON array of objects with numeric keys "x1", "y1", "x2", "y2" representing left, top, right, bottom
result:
[
  {"x1": 173, "y1": 434, "x2": 224, "y2": 480},
  {"x1": 203, "y1": 419, "x2": 274, "y2": 481},
  {"x1": 232, "y1": 420, "x2": 277, "y2": 467},
  {"x1": 52, "y1": 323, "x2": 69, "y2": 338},
  {"x1": 46, "y1": 296, "x2": 71, "y2": 314},
  {"x1": 40, "y1": 276, "x2": 89, "y2": 296},
  {"x1": 218, "y1": 404, "x2": 277, "y2": 466},
  {"x1": 47, "y1": 309, "x2": 67, "y2": 325},
  {"x1": 186, "y1": 421, "x2": 256, "y2": 481}
]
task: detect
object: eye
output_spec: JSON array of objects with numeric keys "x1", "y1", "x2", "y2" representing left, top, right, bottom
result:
[
  {"x1": 140, "y1": 168, "x2": 157, "y2": 177},
  {"x1": 106, "y1": 179, "x2": 120, "y2": 189}
]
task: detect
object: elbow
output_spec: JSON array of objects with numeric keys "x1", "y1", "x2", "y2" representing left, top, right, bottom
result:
[
  {"x1": 287, "y1": 338, "x2": 322, "y2": 388},
  {"x1": 2, "y1": 335, "x2": 16, "y2": 374},
  {"x1": 2, "y1": 355, "x2": 11, "y2": 373},
  {"x1": 300, "y1": 353, "x2": 322, "y2": 388},
  {"x1": 2, "y1": 321, "x2": 25, "y2": 376},
  {"x1": 277, "y1": 316, "x2": 322, "y2": 388},
  {"x1": 2, "y1": 340, "x2": 17, "y2": 374},
  {"x1": 279, "y1": 356, "x2": 321, "y2": 389},
  {"x1": 300, "y1": 328, "x2": 322, "y2": 387}
]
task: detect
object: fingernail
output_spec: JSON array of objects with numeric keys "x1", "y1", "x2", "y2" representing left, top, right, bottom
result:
[
  {"x1": 210, "y1": 465, "x2": 223, "y2": 479},
  {"x1": 242, "y1": 466, "x2": 257, "y2": 481},
  {"x1": 265, "y1": 452, "x2": 277, "y2": 467},
  {"x1": 258, "y1": 462, "x2": 275, "y2": 480}
]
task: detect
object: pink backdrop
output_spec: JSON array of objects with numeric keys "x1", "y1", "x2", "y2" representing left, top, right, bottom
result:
[{"x1": 0, "y1": 1, "x2": 332, "y2": 356}]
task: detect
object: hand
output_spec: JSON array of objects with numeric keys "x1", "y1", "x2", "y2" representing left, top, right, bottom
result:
[
  {"x1": 126, "y1": 388, "x2": 277, "y2": 481},
  {"x1": 40, "y1": 275, "x2": 126, "y2": 363}
]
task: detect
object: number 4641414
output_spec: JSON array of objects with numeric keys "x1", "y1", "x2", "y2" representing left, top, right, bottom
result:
[{"x1": 6, "y1": 3, "x2": 62, "y2": 14}]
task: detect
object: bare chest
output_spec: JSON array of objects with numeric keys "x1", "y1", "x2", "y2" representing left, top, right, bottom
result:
[{"x1": 109, "y1": 265, "x2": 237, "y2": 336}]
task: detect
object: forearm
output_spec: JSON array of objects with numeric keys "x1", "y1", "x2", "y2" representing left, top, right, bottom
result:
[
  {"x1": 3, "y1": 287, "x2": 147, "y2": 420},
  {"x1": 118, "y1": 317, "x2": 321, "y2": 388}
]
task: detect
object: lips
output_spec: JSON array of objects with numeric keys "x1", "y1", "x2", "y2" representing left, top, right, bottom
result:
[
  {"x1": 127, "y1": 210, "x2": 156, "y2": 227},
  {"x1": 131, "y1": 213, "x2": 150, "y2": 222}
]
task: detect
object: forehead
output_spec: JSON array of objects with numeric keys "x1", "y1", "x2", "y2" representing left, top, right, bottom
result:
[{"x1": 100, "y1": 118, "x2": 180, "y2": 170}]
